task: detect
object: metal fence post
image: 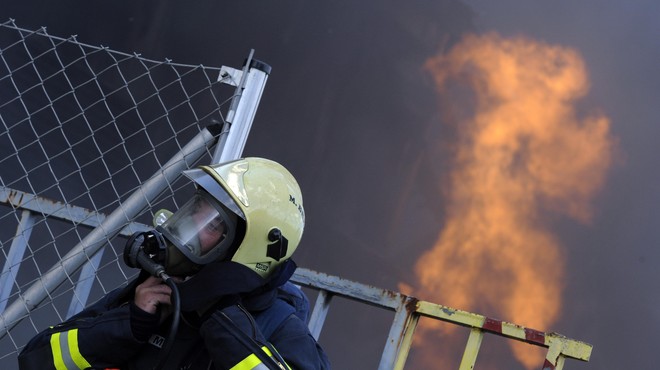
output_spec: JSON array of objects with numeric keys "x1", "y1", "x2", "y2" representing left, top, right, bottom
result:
[{"x1": 212, "y1": 52, "x2": 271, "y2": 163}]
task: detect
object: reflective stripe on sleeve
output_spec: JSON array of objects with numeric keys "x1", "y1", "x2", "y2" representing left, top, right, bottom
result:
[
  {"x1": 229, "y1": 346, "x2": 274, "y2": 370},
  {"x1": 49, "y1": 329, "x2": 92, "y2": 370}
]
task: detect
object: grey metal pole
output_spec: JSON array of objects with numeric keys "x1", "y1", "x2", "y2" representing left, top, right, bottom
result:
[
  {"x1": 0, "y1": 125, "x2": 221, "y2": 338},
  {"x1": 212, "y1": 53, "x2": 271, "y2": 164}
]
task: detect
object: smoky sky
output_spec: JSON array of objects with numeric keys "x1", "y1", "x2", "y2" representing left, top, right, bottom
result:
[
  {"x1": 462, "y1": 2, "x2": 660, "y2": 370},
  {"x1": 2, "y1": 1, "x2": 659, "y2": 369}
]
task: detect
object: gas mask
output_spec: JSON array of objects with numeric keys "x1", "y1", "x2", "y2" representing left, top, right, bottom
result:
[{"x1": 124, "y1": 190, "x2": 242, "y2": 277}]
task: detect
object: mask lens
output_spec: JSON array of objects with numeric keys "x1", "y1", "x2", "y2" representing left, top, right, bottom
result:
[
  {"x1": 162, "y1": 193, "x2": 232, "y2": 261},
  {"x1": 192, "y1": 208, "x2": 226, "y2": 256}
]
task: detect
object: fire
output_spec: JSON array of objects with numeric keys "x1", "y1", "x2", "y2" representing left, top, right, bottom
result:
[{"x1": 405, "y1": 33, "x2": 614, "y2": 368}]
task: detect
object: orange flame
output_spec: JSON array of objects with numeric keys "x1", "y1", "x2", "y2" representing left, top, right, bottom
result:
[{"x1": 404, "y1": 33, "x2": 614, "y2": 369}]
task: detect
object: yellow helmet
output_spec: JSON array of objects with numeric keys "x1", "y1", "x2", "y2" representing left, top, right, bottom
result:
[{"x1": 181, "y1": 157, "x2": 305, "y2": 277}]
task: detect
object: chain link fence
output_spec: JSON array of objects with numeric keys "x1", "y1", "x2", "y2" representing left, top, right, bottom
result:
[{"x1": 0, "y1": 19, "x2": 240, "y2": 366}]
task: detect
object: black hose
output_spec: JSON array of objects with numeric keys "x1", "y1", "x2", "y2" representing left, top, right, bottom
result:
[
  {"x1": 153, "y1": 274, "x2": 181, "y2": 370},
  {"x1": 123, "y1": 234, "x2": 181, "y2": 370}
]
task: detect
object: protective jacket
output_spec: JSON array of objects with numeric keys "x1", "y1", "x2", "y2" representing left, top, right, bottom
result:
[{"x1": 18, "y1": 260, "x2": 330, "y2": 370}]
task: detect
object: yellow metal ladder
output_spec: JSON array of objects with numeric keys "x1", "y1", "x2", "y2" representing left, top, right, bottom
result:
[{"x1": 291, "y1": 268, "x2": 592, "y2": 370}]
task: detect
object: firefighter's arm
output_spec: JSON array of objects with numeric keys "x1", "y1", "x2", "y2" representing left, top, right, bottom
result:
[
  {"x1": 17, "y1": 304, "x2": 145, "y2": 369},
  {"x1": 18, "y1": 278, "x2": 162, "y2": 370},
  {"x1": 200, "y1": 304, "x2": 290, "y2": 370},
  {"x1": 269, "y1": 315, "x2": 331, "y2": 370}
]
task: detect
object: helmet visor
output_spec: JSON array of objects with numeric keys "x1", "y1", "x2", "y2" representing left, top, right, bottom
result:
[{"x1": 160, "y1": 191, "x2": 237, "y2": 264}]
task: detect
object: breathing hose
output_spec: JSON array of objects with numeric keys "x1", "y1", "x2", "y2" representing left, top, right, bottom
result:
[
  {"x1": 153, "y1": 273, "x2": 180, "y2": 370},
  {"x1": 123, "y1": 233, "x2": 181, "y2": 370}
]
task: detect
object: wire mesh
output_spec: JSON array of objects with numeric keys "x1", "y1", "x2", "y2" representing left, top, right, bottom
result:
[{"x1": 0, "y1": 19, "x2": 234, "y2": 365}]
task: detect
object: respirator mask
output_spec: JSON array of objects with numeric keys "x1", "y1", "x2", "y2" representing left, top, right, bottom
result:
[{"x1": 124, "y1": 190, "x2": 241, "y2": 277}]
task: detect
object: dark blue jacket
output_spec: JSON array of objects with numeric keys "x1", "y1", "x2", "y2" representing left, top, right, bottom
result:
[{"x1": 18, "y1": 261, "x2": 330, "y2": 370}]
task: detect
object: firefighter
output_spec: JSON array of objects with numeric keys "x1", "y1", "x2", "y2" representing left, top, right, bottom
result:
[{"x1": 18, "y1": 157, "x2": 330, "y2": 370}]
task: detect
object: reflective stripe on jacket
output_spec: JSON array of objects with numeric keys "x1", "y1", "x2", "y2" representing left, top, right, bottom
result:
[
  {"x1": 230, "y1": 345, "x2": 290, "y2": 370},
  {"x1": 50, "y1": 329, "x2": 92, "y2": 370}
]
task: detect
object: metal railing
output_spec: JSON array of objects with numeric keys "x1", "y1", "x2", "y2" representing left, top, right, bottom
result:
[{"x1": 291, "y1": 268, "x2": 592, "y2": 370}]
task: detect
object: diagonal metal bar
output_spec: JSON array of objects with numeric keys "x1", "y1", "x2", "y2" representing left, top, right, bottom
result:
[
  {"x1": 0, "y1": 210, "x2": 36, "y2": 313},
  {"x1": 65, "y1": 248, "x2": 105, "y2": 318},
  {"x1": 0, "y1": 125, "x2": 221, "y2": 338}
]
